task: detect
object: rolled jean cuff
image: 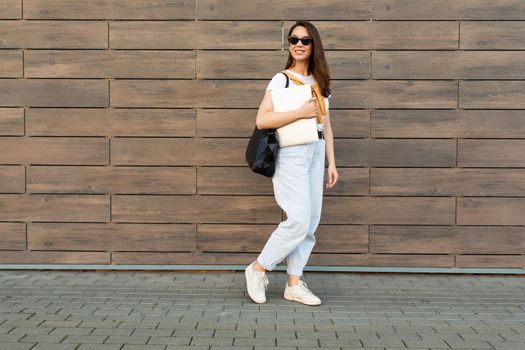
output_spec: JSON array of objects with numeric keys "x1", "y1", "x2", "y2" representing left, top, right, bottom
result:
[
  {"x1": 286, "y1": 267, "x2": 303, "y2": 277},
  {"x1": 256, "y1": 257, "x2": 273, "y2": 271}
]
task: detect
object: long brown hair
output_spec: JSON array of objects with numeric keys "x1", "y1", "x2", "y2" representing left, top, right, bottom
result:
[{"x1": 285, "y1": 20, "x2": 331, "y2": 98}]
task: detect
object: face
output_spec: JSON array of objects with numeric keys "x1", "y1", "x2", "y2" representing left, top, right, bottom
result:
[{"x1": 288, "y1": 26, "x2": 313, "y2": 62}]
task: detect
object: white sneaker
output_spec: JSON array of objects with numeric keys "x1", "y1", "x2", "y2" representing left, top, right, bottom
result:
[
  {"x1": 284, "y1": 280, "x2": 321, "y2": 306},
  {"x1": 245, "y1": 261, "x2": 269, "y2": 303}
]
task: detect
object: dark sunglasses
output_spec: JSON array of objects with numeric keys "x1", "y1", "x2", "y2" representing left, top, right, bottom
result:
[{"x1": 288, "y1": 35, "x2": 313, "y2": 46}]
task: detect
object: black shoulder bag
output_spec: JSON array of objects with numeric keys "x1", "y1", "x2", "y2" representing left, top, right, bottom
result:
[{"x1": 245, "y1": 72, "x2": 289, "y2": 177}]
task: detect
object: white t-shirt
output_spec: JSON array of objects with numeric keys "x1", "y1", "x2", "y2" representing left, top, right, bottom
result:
[{"x1": 265, "y1": 69, "x2": 331, "y2": 131}]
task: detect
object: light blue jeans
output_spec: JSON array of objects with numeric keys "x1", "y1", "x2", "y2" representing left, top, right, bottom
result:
[{"x1": 257, "y1": 137, "x2": 326, "y2": 276}]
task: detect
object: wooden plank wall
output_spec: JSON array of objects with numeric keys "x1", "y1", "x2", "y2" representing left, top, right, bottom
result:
[{"x1": 1, "y1": 0, "x2": 524, "y2": 269}]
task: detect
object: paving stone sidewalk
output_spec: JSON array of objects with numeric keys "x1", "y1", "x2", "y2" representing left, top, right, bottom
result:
[{"x1": 0, "y1": 270, "x2": 524, "y2": 350}]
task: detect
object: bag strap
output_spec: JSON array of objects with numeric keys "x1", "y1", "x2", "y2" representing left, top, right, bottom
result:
[
  {"x1": 281, "y1": 70, "x2": 304, "y2": 86},
  {"x1": 280, "y1": 71, "x2": 289, "y2": 88},
  {"x1": 280, "y1": 70, "x2": 324, "y2": 124}
]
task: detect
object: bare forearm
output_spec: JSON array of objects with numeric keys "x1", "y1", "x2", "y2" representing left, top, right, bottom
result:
[
  {"x1": 324, "y1": 128, "x2": 336, "y2": 167},
  {"x1": 256, "y1": 109, "x2": 304, "y2": 129}
]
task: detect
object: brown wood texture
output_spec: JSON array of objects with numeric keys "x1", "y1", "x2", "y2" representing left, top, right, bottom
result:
[
  {"x1": 23, "y1": 0, "x2": 195, "y2": 19},
  {"x1": 0, "y1": 0, "x2": 21, "y2": 19},
  {"x1": 198, "y1": 0, "x2": 370, "y2": 20},
  {"x1": 0, "y1": 108, "x2": 24, "y2": 135},
  {"x1": 373, "y1": 1, "x2": 525, "y2": 20},
  {"x1": 26, "y1": 108, "x2": 195, "y2": 136},
  {"x1": 0, "y1": 0, "x2": 523, "y2": 269},
  {"x1": 0, "y1": 50, "x2": 22, "y2": 78}
]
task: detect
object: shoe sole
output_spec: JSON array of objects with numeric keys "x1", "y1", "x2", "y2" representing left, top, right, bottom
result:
[
  {"x1": 245, "y1": 266, "x2": 266, "y2": 304},
  {"x1": 283, "y1": 293, "x2": 321, "y2": 306}
]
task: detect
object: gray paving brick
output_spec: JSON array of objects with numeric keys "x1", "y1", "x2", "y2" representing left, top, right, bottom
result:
[
  {"x1": 105, "y1": 335, "x2": 149, "y2": 344},
  {"x1": 215, "y1": 330, "x2": 255, "y2": 338},
  {"x1": 75, "y1": 345, "x2": 123, "y2": 350},
  {"x1": 488, "y1": 341, "x2": 525, "y2": 350},
  {"x1": 61, "y1": 335, "x2": 107, "y2": 344},
  {"x1": 93, "y1": 328, "x2": 133, "y2": 336},
  {"x1": 234, "y1": 336, "x2": 276, "y2": 346},
  {"x1": 445, "y1": 340, "x2": 495, "y2": 348},
  {"x1": 191, "y1": 337, "x2": 234, "y2": 346},
  {"x1": 30, "y1": 344, "x2": 79, "y2": 350},
  {"x1": 121, "y1": 345, "x2": 166, "y2": 350},
  {"x1": 147, "y1": 336, "x2": 192, "y2": 345},
  {"x1": 9, "y1": 326, "x2": 54, "y2": 335},
  {"x1": 0, "y1": 343, "x2": 36, "y2": 350},
  {"x1": 18, "y1": 334, "x2": 66, "y2": 343}
]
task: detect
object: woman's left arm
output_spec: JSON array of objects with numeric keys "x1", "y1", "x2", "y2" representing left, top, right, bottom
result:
[{"x1": 323, "y1": 110, "x2": 339, "y2": 189}]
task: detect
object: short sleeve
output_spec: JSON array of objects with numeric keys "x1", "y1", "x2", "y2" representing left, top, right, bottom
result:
[{"x1": 266, "y1": 72, "x2": 287, "y2": 91}]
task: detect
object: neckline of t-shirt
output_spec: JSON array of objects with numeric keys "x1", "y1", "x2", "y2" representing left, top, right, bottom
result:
[{"x1": 286, "y1": 69, "x2": 312, "y2": 78}]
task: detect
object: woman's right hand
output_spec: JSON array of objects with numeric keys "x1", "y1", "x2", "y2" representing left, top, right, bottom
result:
[{"x1": 298, "y1": 97, "x2": 319, "y2": 120}]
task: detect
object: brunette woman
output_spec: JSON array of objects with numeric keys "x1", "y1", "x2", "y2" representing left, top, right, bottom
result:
[{"x1": 245, "y1": 20, "x2": 339, "y2": 305}]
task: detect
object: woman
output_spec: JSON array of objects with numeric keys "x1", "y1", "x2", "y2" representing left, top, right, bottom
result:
[{"x1": 245, "y1": 20, "x2": 339, "y2": 305}]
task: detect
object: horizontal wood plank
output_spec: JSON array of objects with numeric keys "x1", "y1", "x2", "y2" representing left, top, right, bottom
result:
[
  {"x1": 198, "y1": 0, "x2": 370, "y2": 20},
  {"x1": 110, "y1": 21, "x2": 281, "y2": 49},
  {"x1": 111, "y1": 252, "x2": 252, "y2": 265},
  {"x1": 461, "y1": 21, "x2": 525, "y2": 49},
  {"x1": 371, "y1": 168, "x2": 525, "y2": 196},
  {"x1": 27, "y1": 166, "x2": 196, "y2": 194},
  {"x1": 0, "y1": 137, "x2": 108, "y2": 165},
  {"x1": 460, "y1": 81, "x2": 525, "y2": 109},
  {"x1": 113, "y1": 195, "x2": 281, "y2": 223},
  {"x1": 371, "y1": 225, "x2": 525, "y2": 254},
  {"x1": 25, "y1": 50, "x2": 195, "y2": 79},
  {"x1": 111, "y1": 138, "x2": 248, "y2": 166},
  {"x1": 197, "y1": 109, "x2": 258, "y2": 138},
  {"x1": 374, "y1": 0, "x2": 525, "y2": 20},
  {"x1": 26, "y1": 108, "x2": 195, "y2": 136},
  {"x1": 28, "y1": 223, "x2": 196, "y2": 251},
  {"x1": 0, "y1": 194, "x2": 109, "y2": 222},
  {"x1": 321, "y1": 197, "x2": 455, "y2": 225},
  {"x1": 197, "y1": 167, "x2": 273, "y2": 195},
  {"x1": 0, "y1": 251, "x2": 109, "y2": 264},
  {"x1": 373, "y1": 51, "x2": 525, "y2": 80},
  {"x1": 334, "y1": 139, "x2": 456, "y2": 167},
  {"x1": 307, "y1": 253, "x2": 454, "y2": 267},
  {"x1": 24, "y1": 0, "x2": 195, "y2": 19},
  {"x1": 331, "y1": 80, "x2": 457, "y2": 109},
  {"x1": 458, "y1": 140, "x2": 525, "y2": 167},
  {"x1": 111, "y1": 80, "x2": 265, "y2": 108},
  {"x1": 0, "y1": 21, "x2": 107, "y2": 49},
  {"x1": 372, "y1": 110, "x2": 525, "y2": 138},
  {"x1": 456, "y1": 255, "x2": 524, "y2": 268},
  {"x1": 0, "y1": 79, "x2": 108, "y2": 107},
  {"x1": 458, "y1": 198, "x2": 525, "y2": 225}
]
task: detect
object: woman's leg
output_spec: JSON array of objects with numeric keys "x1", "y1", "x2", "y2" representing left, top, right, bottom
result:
[
  {"x1": 256, "y1": 144, "x2": 311, "y2": 271},
  {"x1": 286, "y1": 138, "x2": 326, "y2": 282}
]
